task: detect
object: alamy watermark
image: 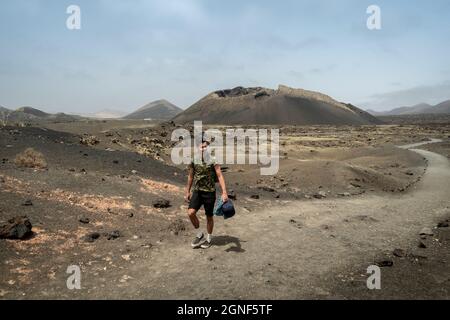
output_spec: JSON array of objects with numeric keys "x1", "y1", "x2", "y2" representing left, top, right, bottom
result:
[
  {"x1": 366, "y1": 265, "x2": 381, "y2": 290},
  {"x1": 64, "y1": 5, "x2": 379, "y2": 31},
  {"x1": 171, "y1": 121, "x2": 280, "y2": 175},
  {"x1": 367, "y1": 5, "x2": 382, "y2": 30},
  {"x1": 66, "y1": 5, "x2": 81, "y2": 30},
  {"x1": 66, "y1": 265, "x2": 81, "y2": 290}
]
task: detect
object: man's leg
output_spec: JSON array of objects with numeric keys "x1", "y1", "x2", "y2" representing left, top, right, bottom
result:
[
  {"x1": 188, "y1": 191, "x2": 201, "y2": 230},
  {"x1": 201, "y1": 192, "x2": 216, "y2": 248},
  {"x1": 206, "y1": 215, "x2": 214, "y2": 235},
  {"x1": 188, "y1": 192, "x2": 206, "y2": 248},
  {"x1": 201, "y1": 215, "x2": 214, "y2": 249},
  {"x1": 188, "y1": 208, "x2": 206, "y2": 248},
  {"x1": 188, "y1": 208, "x2": 200, "y2": 229}
]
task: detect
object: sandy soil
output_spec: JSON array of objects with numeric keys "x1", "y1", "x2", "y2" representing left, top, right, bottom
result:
[{"x1": 0, "y1": 121, "x2": 449, "y2": 299}]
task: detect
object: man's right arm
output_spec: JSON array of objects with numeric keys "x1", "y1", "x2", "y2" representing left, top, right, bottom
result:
[{"x1": 185, "y1": 166, "x2": 194, "y2": 202}]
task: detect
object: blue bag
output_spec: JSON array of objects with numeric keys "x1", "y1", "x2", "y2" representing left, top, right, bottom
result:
[
  {"x1": 222, "y1": 200, "x2": 235, "y2": 219},
  {"x1": 213, "y1": 198, "x2": 235, "y2": 219}
]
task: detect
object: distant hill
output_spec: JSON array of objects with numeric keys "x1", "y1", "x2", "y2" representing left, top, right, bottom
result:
[
  {"x1": 0, "y1": 106, "x2": 11, "y2": 125},
  {"x1": 123, "y1": 100, "x2": 182, "y2": 120},
  {"x1": 16, "y1": 106, "x2": 50, "y2": 118},
  {"x1": 367, "y1": 100, "x2": 450, "y2": 116},
  {"x1": 0, "y1": 106, "x2": 82, "y2": 123},
  {"x1": 173, "y1": 85, "x2": 382, "y2": 125},
  {"x1": 430, "y1": 100, "x2": 450, "y2": 114}
]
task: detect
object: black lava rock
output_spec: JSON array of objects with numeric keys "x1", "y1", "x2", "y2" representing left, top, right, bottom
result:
[
  {"x1": 22, "y1": 200, "x2": 33, "y2": 206},
  {"x1": 153, "y1": 199, "x2": 171, "y2": 209},
  {"x1": 0, "y1": 216, "x2": 33, "y2": 240},
  {"x1": 105, "y1": 230, "x2": 121, "y2": 240},
  {"x1": 82, "y1": 232, "x2": 100, "y2": 243},
  {"x1": 376, "y1": 259, "x2": 394, "y2": 267},
  {"x1": 79, "y1": 217, "x2": 90, "y2": 224}
]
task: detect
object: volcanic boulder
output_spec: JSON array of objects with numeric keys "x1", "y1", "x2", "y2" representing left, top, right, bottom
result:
[{"x1": 0, "y1": 216, "x2": 33, "y2": 240}]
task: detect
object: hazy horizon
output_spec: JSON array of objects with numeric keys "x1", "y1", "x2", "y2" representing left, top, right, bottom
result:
[{"x1": 1, "y1": 0, "x2": 449, "y2": 114}]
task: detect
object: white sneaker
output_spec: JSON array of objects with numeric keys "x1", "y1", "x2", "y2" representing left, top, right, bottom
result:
[
  {"x1": 200, "y1": 240, "x2": 212, "y2": 249},
  {"x1": 191, "y1": 233, "x2": 206, "y2": 248}
]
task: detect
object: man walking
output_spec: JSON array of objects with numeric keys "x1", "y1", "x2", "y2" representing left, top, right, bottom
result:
[{"x1": 185, "y1": 137, "x2": 228, "y2": 249}]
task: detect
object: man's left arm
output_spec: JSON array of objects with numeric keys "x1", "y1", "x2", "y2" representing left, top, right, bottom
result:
[{"x1": 214, "y1": 164, "x2": 228, "y2": 202}]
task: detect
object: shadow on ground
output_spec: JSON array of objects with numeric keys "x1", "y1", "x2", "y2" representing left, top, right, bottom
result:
[{"x1": 213, "y1": 235, "x2": 246, "y2": 253}]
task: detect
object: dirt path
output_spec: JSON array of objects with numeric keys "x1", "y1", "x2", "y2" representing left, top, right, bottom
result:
[{"x1": 90, "y1": 140, "x2": 449, "y2": 299}]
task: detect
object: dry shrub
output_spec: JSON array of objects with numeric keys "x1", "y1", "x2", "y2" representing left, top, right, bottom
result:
[{"x1": 14, "y1": 148, "x2": 47, "y2": 169}]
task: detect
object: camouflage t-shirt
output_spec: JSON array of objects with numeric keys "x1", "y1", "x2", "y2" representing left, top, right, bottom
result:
[{"x1": 190, "y1": 161, "x2": 217, "y2": 192}]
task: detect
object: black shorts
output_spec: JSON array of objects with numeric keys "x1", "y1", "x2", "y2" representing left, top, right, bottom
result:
[{"x1": 189, "y1": 191, "x2": 216, "y2": 217}]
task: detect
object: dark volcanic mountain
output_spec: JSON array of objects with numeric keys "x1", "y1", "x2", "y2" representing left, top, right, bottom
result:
[
  {"x1": 123, "y1": 100, "x2": 182, "y2": 120},
  {"x1": 173, "y1": 85, "x2": 382, "y2": 125}
]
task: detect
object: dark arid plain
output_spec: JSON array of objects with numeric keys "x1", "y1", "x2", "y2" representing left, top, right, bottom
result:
[
  {"x1": 1, "y1": 111, "x2": 449, "y2": 299},
  {"x1": 2, "y1": 0, "x2": 450, "y2": 304}
]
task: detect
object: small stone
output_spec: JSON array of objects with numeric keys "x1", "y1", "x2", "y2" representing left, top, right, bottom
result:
[
  {"x1": 22, "y1": 200, "x2": 33, "y2": 206},
  {"x1": 105, "y1": 230, "x2": 121, "y2": 240},
  {"x1": 393, "y1": 248, "x2": 405, "y2": 257},
  {"x1": 313, "y1": 191, "x2": 327, "y2": 199},
  {"x1": 153, "y1": 199, "x2": 171, "y2": 209},
  {"x1": 338, "y1": 192, "x2": 351, "y2": 197},
  {"x1": 419, "y1": 227, "x2": 434, "y2": 236},
  {"x1": 119, "y1": 275, "x2": 133, "y2": 283},
  {"x1": 418, "y1": 241, "x2": 427, "y2": 249},
  {"x1": 259, "y1": 186, "x2": 275, "y2": 192},
  {"x1": 250, "y1": 194, "x2": 260, "y2": 200},
  {"x1": 437, "y1": 221, "x2": 449, "y2": 228},
  {"x1": 83, "y1": 232, "x2": 100, "y2": 243},
  {"x1": 376, "y1": 259, "x2": 394, "y2": 267},
  {"x1": 79, "y1": 217, "x2": 90, "y2": 224},
  {"x1": 141, "y1": 243, "x2": 153, "y2": 249}
]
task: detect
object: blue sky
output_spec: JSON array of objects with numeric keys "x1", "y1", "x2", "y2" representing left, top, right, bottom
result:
[{"x1": 0, "y1": 0, "x2": 449, "y2": 113}]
